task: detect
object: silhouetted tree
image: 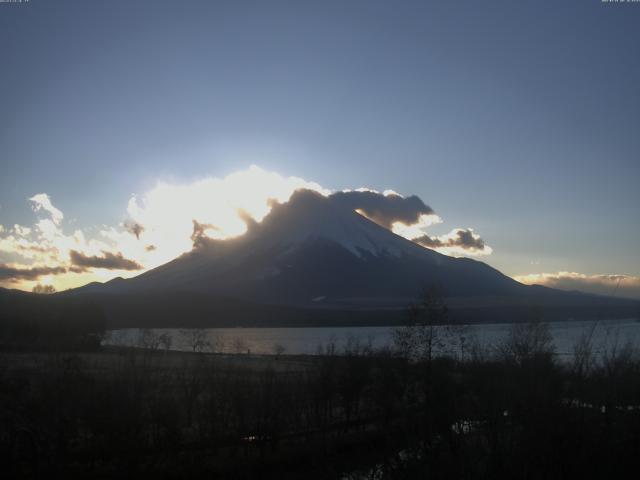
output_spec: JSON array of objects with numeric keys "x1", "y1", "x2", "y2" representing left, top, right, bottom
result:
[
  {"x1": 393, "y1": 287, "x2": 449, "y2": 364},
  {"x1": 183, "y1": 328, "x2": 210, "y2": 353},
  {"x1": 273, "y1": 343, "x2": 286, "y2": 358},
  {"x1": 32, "y1": 284, "x2": 56, "y2": 294},
  {"x1": 498, "y1": 319, "x2": 555, "y2": 366}
]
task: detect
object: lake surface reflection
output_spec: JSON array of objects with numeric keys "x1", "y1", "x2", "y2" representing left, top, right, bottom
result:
[{"x1": 104, "y1": 318, "x2": 640, "y2": 358}]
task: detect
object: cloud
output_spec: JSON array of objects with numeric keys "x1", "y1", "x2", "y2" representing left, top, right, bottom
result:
[
  {"x1": 13, "y1": 225, "x2": 31, "y2": 236},
  {"x1": 514, "y1": 272, "x2": 640, "y2": 300},
  {"x1": 390, "y1": 213, "x2": 443, "y2": 240},
  {"x1": 413, "y1": 228, "x2": 493, "y2": 256},
  {"x1": 330, "y1": 189, "x2": 437, "y2": 230},
  {"x1": 0, "y1": 233, "x2": 59, "y2": 261},
  {"x1": 125, "y1": 222, "x2": 145, "y2": 240},
  {"x1": 327, "y1": 189, "x2": 489, "y2": 256},
  {"x1": 0, "y1": 264, "x2": 67, "y2": 282},
  {"x1": 69, "y1": 250, "x2": 144, "y2": 271},
  {"x1": 190, "y1": 220, "x2": 220, "y2": 249},
  {"x1": 29, "y1": 193, "x2": 63, "y2": 225}
]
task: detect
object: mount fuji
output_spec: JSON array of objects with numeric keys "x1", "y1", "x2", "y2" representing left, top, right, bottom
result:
[{"x1": 67, "y1": 190, "x2": 639, "y2": 327}]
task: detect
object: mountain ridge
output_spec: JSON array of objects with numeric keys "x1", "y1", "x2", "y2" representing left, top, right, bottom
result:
[
  {"x1": 71, "y1": 190, "x2": 524, "y2": 304},
  {"x1": 54, "y1": 189, "x2": 640, "y2": 327}
]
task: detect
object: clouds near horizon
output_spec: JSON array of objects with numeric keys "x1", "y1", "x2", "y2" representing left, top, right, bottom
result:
[
  {"x1": 515, "y1": 272, "x2": 640, "y2": 300},
  {"x1": 0, "y1": 264, "x2": 67, "y2": 282},
  {"x1": 413, "y1": 228, "x2": 493, "y2": 256},
  {"x1": 69, "y1": 250, "x2": 143, "y2": 271}
]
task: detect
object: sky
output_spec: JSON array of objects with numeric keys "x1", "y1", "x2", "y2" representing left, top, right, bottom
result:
[{"x1": 1, "y1": 0, "x2": 639, "y2": 297}]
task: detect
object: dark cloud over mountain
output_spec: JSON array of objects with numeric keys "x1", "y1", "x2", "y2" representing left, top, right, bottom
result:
[
  {"x1": 329, "y1": 190, "x2": 434, "y2": 230},
  {"x1": 191, "y1": 220, "x2": 219, "y2": 249},
  {"x1": 125, "y1": 222, "x2": 145, "y2": 240}
]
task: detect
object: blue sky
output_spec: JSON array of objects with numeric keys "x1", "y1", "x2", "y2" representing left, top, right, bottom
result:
[{"x1": 1, "y1": 0, "x2": 639, "y2": 292}]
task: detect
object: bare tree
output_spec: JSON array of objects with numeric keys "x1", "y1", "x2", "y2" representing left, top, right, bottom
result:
[
  {"x1": 273, "y1": 343, "x2": 286, "y2": 358},
  {"x1": 316, "y1": 335, "x2": 337, "y2": 356},
  {"x1": 183, "y1": 329, "x2": 210, "y2": 353},
  {"x1": 600, "y1": 327, "x2": 637, "y2": 379},
  {"x1": 232, "y1": 336, "x2": 248, "y2": 354},
  {"x1": 572, "y1": 322, "x2": 598, "y2": 378},
  {"x1": 209, "y1": 332, "x2": 226, "y2": 354},
  {"x1": 393, "y1": 287, "x2": 449, "y2": 363},
  {"x1": 32, "y1": 284, "x2": 56, "y2": 294},
  {"x1": 138, "y1": 328, "x2": 161, "y2": 351},
  {"x1": 158, "y1": 332, "x2": 173, "y2": 352},
  {"x1": 498, "y1": 320, "x2": 555, "y2": 366}
]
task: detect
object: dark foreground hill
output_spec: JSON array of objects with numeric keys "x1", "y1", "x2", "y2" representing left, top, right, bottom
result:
[{"x1": 3, "y1": 334, "x2": 640, "y2": 479}]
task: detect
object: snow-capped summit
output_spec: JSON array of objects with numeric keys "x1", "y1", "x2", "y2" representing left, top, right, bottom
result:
[{"x1": 242, "y1": 189, "x2": 432, "y2": 258}]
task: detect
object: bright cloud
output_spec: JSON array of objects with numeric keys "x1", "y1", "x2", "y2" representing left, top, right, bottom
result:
[
  {"x1": 125, "y1": 165, "x2": 330, "y2": 267},
  {"x1": 391, "y1": 214, "x2": 443, "y2": 240},
  {"x1": 29, "y1": 193, "x2": 64, "y2": 225},
  {"x1": 515, "y1": 272, "x2": 640, "y2": 300},
  {"x1": 0, "y1": 165, "x2": 493, "y2": 291}
]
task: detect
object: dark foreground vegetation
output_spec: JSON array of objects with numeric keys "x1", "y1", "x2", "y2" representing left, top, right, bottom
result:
[
  {"x1": 2, "y1": 289, "x2": 640, "y2": 478},
  {"x1": 1, "y1": 323, "x2": 640, "y2": 479}
]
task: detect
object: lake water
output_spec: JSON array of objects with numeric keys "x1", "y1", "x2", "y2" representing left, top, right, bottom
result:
[{"x1": 104, "y1": 318, "x2": 640, "y2": 359}]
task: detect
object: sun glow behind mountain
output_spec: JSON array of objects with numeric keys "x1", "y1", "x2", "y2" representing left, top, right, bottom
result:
[
  {"x1": 126, "y1": 165, "x2": 330, "y2": 261},
  {"x1": 1, "y1": 165, "x2": 494, "y2": 292}
]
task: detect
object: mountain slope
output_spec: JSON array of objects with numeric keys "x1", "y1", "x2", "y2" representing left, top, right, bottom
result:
[
  {"x1": 81, "y1": 190, "x2": 524, "y2": 305},
  {"x1": 65, "y1": 190, "x2": 640, "y2": 326}
]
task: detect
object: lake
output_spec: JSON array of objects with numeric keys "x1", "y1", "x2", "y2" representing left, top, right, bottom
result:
[{"x1": 103, "y1": 318, "x2": 640, "y2": 359}]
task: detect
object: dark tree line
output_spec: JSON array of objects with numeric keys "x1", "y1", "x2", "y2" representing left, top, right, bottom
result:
[{"x1": 0, "y1": 290, "x2": 105, "y2": 351}]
